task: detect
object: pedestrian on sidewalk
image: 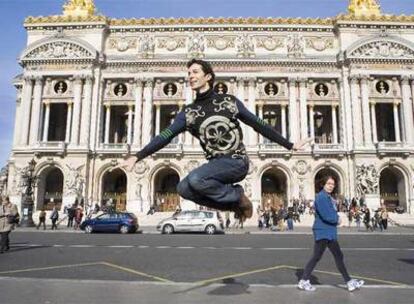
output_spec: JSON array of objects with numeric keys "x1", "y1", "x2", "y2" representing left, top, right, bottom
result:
[
  {"x1": 0, "y1": 196, "x2": 18, "y2": 254},
  {"x1": 36, "y1": 208, "x2": 46, "y2": 230},
  {"x1": 297, "y1": 176, "x2": 364, "y2": 292},
  {"x1": 50, "y1": 206, "x2": 59, "y2": 230}
]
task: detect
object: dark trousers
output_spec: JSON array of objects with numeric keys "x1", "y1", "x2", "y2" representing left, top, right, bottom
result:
[
  {"x1": 51, "y1": 219, "x2": 58, "y2": 230},
  {"x1": 382, "y1": 219, "x2": 388, "y2": 230},
  {"x1": 302, "y1": 239, "x2": 351, "y2": 282},
  {"x1": 0, "y1": 231, "x2": 10, "y2": 251},
  {"x1": 177, "y1": 156, "x2": 249, "y2": 211},
  {"x1": 37, "y1": 218, "x2": 46, "y2": 230},
  {"x1": 67, "y1": 217, "x2": 74, "y2": 228}
]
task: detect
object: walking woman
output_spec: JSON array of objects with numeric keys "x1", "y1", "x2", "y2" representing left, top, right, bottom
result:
[
  {"x1": 0, "y1": 196, "x2": 19, "y2": 253},
  {"x1": 297, "y1": 176, "x2": 364, "y2": 292}
]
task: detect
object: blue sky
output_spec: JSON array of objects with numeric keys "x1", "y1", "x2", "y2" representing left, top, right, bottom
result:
[{"x1": 0, "y1": 0, "x2": 412, "y2": 167}]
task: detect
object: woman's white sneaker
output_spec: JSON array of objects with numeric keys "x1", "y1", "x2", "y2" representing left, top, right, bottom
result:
[
  {"x1": 347, "y1": 279, "x2": 365, "y2": 292},
  {"x1": 298, "y1": 279, "x2": 316, "y2": 291}
]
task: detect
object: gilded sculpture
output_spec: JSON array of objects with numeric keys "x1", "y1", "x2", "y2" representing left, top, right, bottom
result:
[
  {"x1": 348, "y1": 0, "x2": 381, "y2": 17},
  {"x1": 63, "y1": 0, "x2": 95, "y2": 18}
]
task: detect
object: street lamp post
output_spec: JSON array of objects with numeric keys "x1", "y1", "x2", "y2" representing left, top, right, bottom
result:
[{"x1": 20, "y1": 159, "x2": 37, "y2": 227}]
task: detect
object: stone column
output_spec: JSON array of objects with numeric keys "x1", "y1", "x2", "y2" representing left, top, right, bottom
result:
[
  {"x1": 360, "y1": 76, "x2": 372, "y2": 145},
  {"x1": 65, "y1": 101, "x2": 73, "y2": 143},
  {"x1": 127, "y1": 105, "x2": 133, "y2": 145},
  {"x1": 281, "y1": 104, "x2": 287, "y2": 138},
  {"x1": 70, "y1": 77, "x2": 83, "y2": 145},
  {"x1": 332, "y1": 105, "x2": 338, "y2": 144},
  {"x1": 370, "y1": 102, "x2": 378, "y2": 143},
  {"x1": 155, "y1": 104, "x2": 161, "y2": 135},
  {"x1": 42, "y1": 102, "x2": 50, "y2": 142},
  {"x1": 247, "y1": 78, "x2": 257, "y2": 146},
  {"x1": 104, "y1": 104, "x2": 111, "y2": 144},
  {"x1": 340, "y1": 71, "x2": 353, "y2": 150},
  {"x1": 29, "y1": 77, "x2": 44, "y2": 145},
  {"x1": 401, "y1": 76, "x2": 414, "y2": 145},
  {"x1": 288, "y1": 78, "x2": 298, "y2": 142},
  {"x1": 350, "y1": 76, "x2": 363, "y2": 147},
  {"x1": 258, "y1": 103, "x2": 264, "y2": 144},
  {"x1": 299, "y1": 78, "x2": 308, "y2": 139},
  {"x1": 20, "y1": 76, "x2": 34, "y2": 145},
  {"x1": 80, "y1": 76, "x2": 94, "y2": 147},
  {"x1": 393, "y1": 101, "x2": 401, "y2": 142},
  {"x1": 309, "y1": 105, "x2": 315, "y2": 139},
  {"x1": 142, "y1": 79, "x2": 154, "y2": 145},
  {"x1": 133, "y1": 79, "x2": 144, "y2": 147}
]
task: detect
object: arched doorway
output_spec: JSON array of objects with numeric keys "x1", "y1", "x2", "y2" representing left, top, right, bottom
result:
[
  {"x1": 261, "y1": 168, "x2": 288, "y2": 209},
  {"x1": 314, "y1": 168, "x2": 341, "y2": 197},
  {"x1": 102, "y1": 168, "x2": 127, "y2": 211},
  {"x1": 37, "y1": 167, "x2": 64, "y2": 211},
  {"x1": 380, "y1": 167, "x2": 407, "y2": 212},
  {"x1": 153, "y1": 168, "x2": 180, "y2": 212}
]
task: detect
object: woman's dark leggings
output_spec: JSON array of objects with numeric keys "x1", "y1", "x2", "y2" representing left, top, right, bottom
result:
[{"x1": 302, "y1": 239, "x2": 351, "y2": 282}]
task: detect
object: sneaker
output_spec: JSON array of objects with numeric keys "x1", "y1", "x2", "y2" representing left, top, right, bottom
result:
[
  {"x1": 298, "y1": 279, "x2": 316, "y2": 292},
  {"x1": 347, "y1": 279, "x2": 365, "y2": 292}
]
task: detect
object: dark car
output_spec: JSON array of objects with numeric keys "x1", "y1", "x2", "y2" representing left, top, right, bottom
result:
[{"x1": 80, "y1": 212, "x2": 139, "y2": 234}]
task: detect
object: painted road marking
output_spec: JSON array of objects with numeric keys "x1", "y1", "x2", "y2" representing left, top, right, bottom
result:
[{"x1": 101, "y1": 261, "x2": 173, "y2": 283}]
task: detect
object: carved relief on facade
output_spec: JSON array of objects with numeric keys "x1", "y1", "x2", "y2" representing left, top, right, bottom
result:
[
  {"x1": 305, "y1": 37, "x2": 334, "y2": 52},
  {"x1": 43, "y1": 78, "x2": 73, "y2": 98},
  {"x1": 104, "y1": 80, "x2": 134, "y2": 99},
  {"x1": 10, "y1": 165, "x2": 28, "y2": 196},
  {"x1": 256, "y1": 36, "x2": 284, "y2": 51},
  {"x1": 206, "y1": 36, "x2": 235, "y2": 50},
  {"x1": 158, "y1": 36, "x2": 186, "y2": 51},
  {"x1": 187, "y1": 32, "x2": 205, "y2": 58},
  {"x1": 133, "y1": 160, "x2": 149, "y2": 176},
  {"x1": 350, "y1": 41, "x2": 414, "y2": 59},
  {"x1": 0, "y1": 165, "x2": 9, "y2": 197},
  {"x1": 108, "y1": 37, "x2": 137, "y2": 52},
  {"x1": 235, "y1": 34, "x2": 255, "y2": 58},
  {"x1": 65, "y1": 164, "x2": 85, "y2": 197},
  {"x1": 25, "y1": 41, "x2": 93, "y2": 60},
  {"x1": 355, "y1": 164, "x2": 379, "y2": 196},
  {"x1": 292, "y1": 160, "x2": 310, "y2": 176},
  {"x1": 139, "y1": 34, "x2": 155, "y2": 58},
  {"x1": 286, "y1": 34, "x2": 305, "y2": 58}
]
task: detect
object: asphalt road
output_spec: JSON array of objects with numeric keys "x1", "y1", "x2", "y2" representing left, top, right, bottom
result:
[{"x1": 0, "y1": 231, "x2": 413, "y2": 304}]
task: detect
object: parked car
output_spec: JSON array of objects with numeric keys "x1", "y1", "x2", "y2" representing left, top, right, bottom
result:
[
  {"x1": 156, "y1": 210, "x2": 224, "y2": 234},
  {"x1": 80, "y1": 212, "x2": 139, "y2": 234}
]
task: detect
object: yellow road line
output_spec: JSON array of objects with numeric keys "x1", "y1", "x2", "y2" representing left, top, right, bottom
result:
[
  {"x1": 101, "y1": 261, "x2": 173, "y2": 283},
  {"x1": 194, "y1": 265, "x2": 288, "y2": 285},
  {"x1": 283, "y1": 265, "x2": 406, "y2": 286},
  {"x1": 0, "y1": 262, "x2": 101, "y2": 275}
]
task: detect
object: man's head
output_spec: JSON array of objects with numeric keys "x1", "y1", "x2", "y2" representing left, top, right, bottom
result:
[{"x1": 186, "y1": 59, "x2": 215, "y2": 92}]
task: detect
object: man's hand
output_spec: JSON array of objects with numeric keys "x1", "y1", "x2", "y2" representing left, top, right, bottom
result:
[
  {"x1": 292, "y1": 137, "x2": 313, "y2": 151},
  {"x1": 122, "y1": 156, "x2": 138, "y2": 172}
]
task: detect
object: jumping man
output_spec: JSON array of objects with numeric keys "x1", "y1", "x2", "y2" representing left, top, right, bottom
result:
[{"x1": 124, "y1": 59, "x2": 312, "y2": 220}]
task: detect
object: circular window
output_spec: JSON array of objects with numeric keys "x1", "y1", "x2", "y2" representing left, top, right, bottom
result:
[
  {"x1": 264, "y1": 83, "x2": 278, "y2": 96},
  {"x1": 163, "y1": 83, "x2": 178, "y2": 97},
  {"x1": 214, "y1": 83, "x2": 228, "y2": 94},
  {"x1": 114, "y1": 83, "x2": 127, "y2": 97},
  {"x1": 376, "y1": 81, "x2": 389, "y2": 95},
  {"x1": 315, "y1": 83, "x2": 329, "y2": 97},
  {"x1": 54, "y1": 81, "x2": 67, "y2": 94}
]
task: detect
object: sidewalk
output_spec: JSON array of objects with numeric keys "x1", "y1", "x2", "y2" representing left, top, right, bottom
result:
[
  {"x1": 1, "y1": 276, "x2": 413, "y2": 304},
  {"x1": 14, "y1": 225, "x2": 414, "y2": 235}
]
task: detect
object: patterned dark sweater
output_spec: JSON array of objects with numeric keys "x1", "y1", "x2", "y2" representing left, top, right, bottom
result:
[{"x1": 136, "y1": 88, "x2": 293, "y2": 161}]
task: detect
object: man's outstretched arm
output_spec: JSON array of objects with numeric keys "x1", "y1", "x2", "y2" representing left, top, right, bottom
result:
[
  {"x1": 235, "y1": 99, "x2": 294, "y2": 150},
  {"x1": 136, "y1": 111, "x2": 187, "y2": 161}
]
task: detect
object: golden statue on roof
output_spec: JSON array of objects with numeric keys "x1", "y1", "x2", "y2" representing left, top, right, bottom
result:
[
  {"x1": 63, "y1": 0, "x2": 95, "y2": 18},
  {"x1": 348, "y1": 0, "x2": 381, "y2": 17}
]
